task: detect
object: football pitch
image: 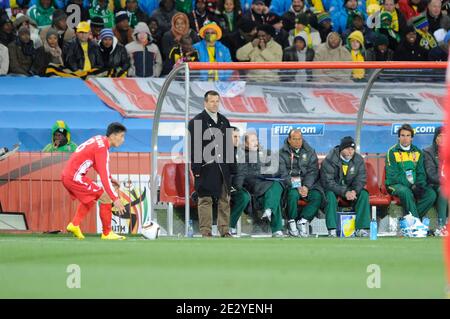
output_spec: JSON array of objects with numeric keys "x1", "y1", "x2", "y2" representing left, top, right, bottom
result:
[{"x1": 0, "y1": 234, "x2": 446, "y2": 299}]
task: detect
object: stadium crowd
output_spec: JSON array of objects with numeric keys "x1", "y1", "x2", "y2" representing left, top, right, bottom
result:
[{"x1": 0, "y1": 0, "x2": 449, "y2": 78}]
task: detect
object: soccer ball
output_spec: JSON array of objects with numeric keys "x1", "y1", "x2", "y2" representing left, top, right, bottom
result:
[{"x1": 142, "y1": 221, "x2": 160, "y2": 240}]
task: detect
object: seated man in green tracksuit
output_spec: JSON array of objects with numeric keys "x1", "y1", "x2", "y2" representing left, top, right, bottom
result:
[
  {"x1": 385, "y1": 123, "x2": 436, "y2": 221},
  {"x1": 233, "y1": 131, "x2": 285, "y2": 238},
  {"x1": 423, "y1": 126, "x2": 448, "y2": 236},
  {"x1": 278, "y1": 129, "x2": 324, "y2": 237},
  {"x1": 320, "y1": 136, "x2": 370, "y2": 237},
  {"x1": 229, "y1": 126, "x2": 251, "y2": 237}
]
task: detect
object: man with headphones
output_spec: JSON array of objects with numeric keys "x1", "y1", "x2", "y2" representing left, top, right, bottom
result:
[{"x1": 385, "y1": 123, "x2": 436, "y2": 219}]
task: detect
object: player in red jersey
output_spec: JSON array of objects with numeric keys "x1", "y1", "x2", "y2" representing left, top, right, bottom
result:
[{"x1": 62, "y1": 122, "x2": 127, "y2": 240}]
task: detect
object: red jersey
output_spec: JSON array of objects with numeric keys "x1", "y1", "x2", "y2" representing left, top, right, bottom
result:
[{"x1": 62, "y1": 135, "x2": 118, "y2": 202}]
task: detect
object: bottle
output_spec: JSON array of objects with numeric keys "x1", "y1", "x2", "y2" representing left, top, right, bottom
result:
[
  {"x1": 187, "y1": 220, "x2": 194, "y2": 238},
  {"x1": 370, "y1": 206, "x2": 377, "y2": 240}
]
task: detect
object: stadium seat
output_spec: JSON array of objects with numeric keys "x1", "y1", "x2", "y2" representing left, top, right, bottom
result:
[
  {"x1": 159, "y1": 163, "x2": 196, "y2": 208},
  {"x1": 365, "y1": 161, "x2": 391, "y2": 206}
]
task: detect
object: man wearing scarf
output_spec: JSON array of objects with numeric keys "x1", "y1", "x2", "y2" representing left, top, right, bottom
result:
[
  {"x1": 411, "y1": 13, "x2": 438, "y2": 51},
  {"x1": 89, "y1": 0, "x2": 115, "y2": 28},
  {"x1": 27, "y1": 0, "x2": 55, "y2": 29},
  {"x1": 8, "y1": 25, "x2": 35, "y2": 75},
  {"x1": 375, "y1": 11, "x2": 401, "y2": 50},
  {"x1": 31, "y1": 27, "x2": 63, "y2": 75}
]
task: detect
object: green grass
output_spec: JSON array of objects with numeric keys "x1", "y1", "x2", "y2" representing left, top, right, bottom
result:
[{"x1": 0, "y1": 234, "x2": 446, "y2": 299}]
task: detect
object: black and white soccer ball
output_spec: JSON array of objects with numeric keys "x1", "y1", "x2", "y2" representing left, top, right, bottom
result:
[{"x1": 142, "y1": 221, "x2": 160, "y2": 240}]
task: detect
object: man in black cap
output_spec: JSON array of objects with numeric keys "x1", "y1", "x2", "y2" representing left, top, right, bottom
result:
[
  {"x1": 221, "y1": 17, "x2": 257, "y2": 61},
  {"x1": 113, "y1": 11, "x2": 134, "y2": 45},
  {"x1": 91, "y1": 16, "x2": 105, "y2": 41},
  {"x1": 267, "y1": 13, "x2": 289, "y2": 49},
  {"x1": 320, "y1": 136, "x2": 370, "y2": 237},
  {"x1": 236, "y1": 24, "x2": 282, "y2": 81},
  {"x1": 40, "y1": 9, "x2": 76, "y2": 49},
  {"x1": 0, "y1": 14, "x2": 15, "y2": 47}
]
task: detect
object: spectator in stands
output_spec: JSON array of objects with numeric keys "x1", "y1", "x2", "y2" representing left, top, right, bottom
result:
[
  {"x1": 267, "y1": 14, "x2": 289, "y2": 49},
  {"x1": 0, "y1": 15, "x2": 15, "y2": 47},
  {"x1": 8, "y1": 26, "x2": 35, "y2": 75},
  {"x1": 427, "y1": 0, "x2": 450, "y2": 33},
  {"x1": 288, "y1": 13, "x2": 321, "y2": 48},
  {"x1": 161, "y1": 12, "x2": 200, "y2": 63},
  {"x1": 31, "y1": 28, "x2": 63, "y2": 75},
  {"x1": 188, "y1": 0, "x2": 213, "y2": 36},
  {"x1": 90, "y1": 16, "x2": 105, "y2": 42},
  {"x1": 313, "y1": 32, "x2": 352, "y2": 81},
  {"x1": 89, "y1": 0, "x2": 115, "y2": 28},
  {"x1": 282, "y1": 35, "x2": 314, "y2": 81},
  {"x1": 411, "y1": 14, "x2": 438, "y2": 51},
  {"x1": 329, "y1": 0, "x2": 366, "y2": 34},
  {"x1": 394, "y1": 24, "x2": 428, "y2": 60},
  {"x1": 188, "y1": 90, "x2": 235, "y2": 237},
  {"x1": 233, "y1": 131, "x2": 284, "y2": 237},
  {"x1": 27, "y1": 0, "x2": 55, "y2": 29},
  {"x1": 278, "y1": 129, "x2": 324, "y2": 237},
  {"x1": 148, "y1": 17, "x2": 163, "y2": 49},
  {"x1": 63, "y1": 21, "x2": 104, "y2": 72},
  {"x1": 42, "y1": 120, "x2": 78, "y2": 152},
  {"x1": 379, "y1": 0, "x2": 407, "y2": 37},
  {"x1": 342, "y1": 12, "x2": 376, "y2": 49},
  {"x1": 68, "y1": 0, "x2": 90, "y2": 22},
  {"x1": 429, "y1": 29, "x2": 450, "y2": 60},
  {"x1": 243, "y1": 0, "x2": 269, "y2": 26},
  {"x1": 166, "y1": 34, "x2": 199, "y2": 71},
  {"x1": 40, "y1": 10, "x2": 75, "y2": 50},
  {"x1": 399, "y1": 0, "x2": 427, "y2": 21},
  {"x1": 316, "y1": 11, "x2": 332, "y2": 43},
  {"x1": 282, "y1": 0, "x2": 314, "y2": 32},
  {"x1": 99, "y1": 28, "x2": 130, "y2": 77},
  {"x1": 13, "y1": 13, "x2": 42, "y2": 49},
  {"x1": 385, "y1": 123, "x2": 436, "y2": 220},
  {"x1": 193, "y1": 22, "x2": 232, "y2": 80},
  {"x1": 216, "y1": 0, "x2": 242, "y2": 36},
  {"x1": 228, "y1": 126, "x2": 251, "y2": 237},
  {"x1": 139, "y1": 0, "x2": 160, "y2": 17},
  {"x1": 320, "y1": 136, "x2": 370, "y2": 237},
  {"x1": 221, "y1": 17, "x2": 257, "y2": 61},
  {"x1": 365, "y1": 33, "x2": 394, "y2": 60},
  {"x1": 432, "y1": 10, "x2": 450, "y2": 44},
  {"x1": 424, "y1": 126, "x2": 448, "y2": 236},
  {"x1": 151, "y1": 0, "x2": 178, "y2": 34},
  {"x1": 346, "y1": 30, "x2": 365, "y2": 81},
  {"x1": 0, "y1": 42, "x2": 8, "y2": 75},
  {"x1": 126, "y1": 22, "x2": 162, "y2": 77},
  {"x1": 375, "y1": 11, "x2": 402, "y2": 51},
  {"x1": 113, "y1": 11, "x2": 134, "y2": 45},
  {"x1": 126, "y1": 0, "x2": 150, "y2": 28},
  {"x1": 236, "y1": 24, "x2": 282, "y2": 82}
]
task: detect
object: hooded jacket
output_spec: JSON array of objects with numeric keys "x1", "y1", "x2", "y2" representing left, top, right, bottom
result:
[
  {"x1": 423, "y1": 127, "x2": 442, "y2": 187},
  {"x1": 320, "y1": 146, "x2": 366, "y2": 197},
  {"x1": 125, "y1": 22, "x2": 162, "y2": 77},
  {"x1": 27, "y1": 0, "x2": 55, "y2": 29},
  {"x1": 8, "y1": 38, "x2": 35, "y2": 75},
  {"x1": 346, "y1": 30, "x2": 365, "y2": 79},
  {"x1": 313, "y1": 32, "x2": 352, "y2": 81},
  {"x1": 193, "y1": 39, "x2": 232, "y2": 80},
  {"x1": 278, "y1": 138, "x2": 322, "y2": 192},
  {"x1": 100, "y1": 36, "x2": 130, "y2": 72},
  {"x1": 42, "y1": 121, "x2": 78, "y2": 152}
]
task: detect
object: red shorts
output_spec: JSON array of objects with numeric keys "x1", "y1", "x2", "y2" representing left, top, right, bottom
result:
[{"x1": 62, "y1": 175, "x2": 104, "y2": 204}]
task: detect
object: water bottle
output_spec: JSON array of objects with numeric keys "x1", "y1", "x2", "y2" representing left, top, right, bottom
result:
[
  {"x1": 187, "y1": 220, "x2": 194, "y2": 238},
  {"x1": 370, "y1": 206, "x2": 377, "y2": 240}
]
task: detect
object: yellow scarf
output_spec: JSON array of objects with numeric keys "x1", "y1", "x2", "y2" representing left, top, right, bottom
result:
[
  {"x1": 351, "y1": 50, "x2": 365, "y2": 79},
  {"x1": 381, "y1": 8, "x2": 399, "y2": 32},
  {"x1": 81, "y1": 42, "x2": 91, "y2": 72},
  {"x1": 416, "y1": 29, "x2": 437, "y2": 50},
  {"x1": 207, "y1": 46, "x2": 218, "y2": 81}
]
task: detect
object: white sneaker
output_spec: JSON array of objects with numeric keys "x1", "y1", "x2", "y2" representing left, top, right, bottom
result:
[
  {"x1": 328, "y1": 229, "x2": 337, "y2": 238},
  {"x1": 287, "y1": 219, "x2": 299, "y2": 237},
  {"x1": 272, "y1": 230, "x2": 285, "y2": 238},
  {"x1": 261, "y1": 208, "x2": 272, "y2": 223},
  {"x1": 356, "y1": 229, "x2": 369, "y2": 237},
  {"x1": 230, "y1": 227, "x2": 240, "y2": 238},
  {"x1": 297, "y1": 218, "x2": 309, "y2": 238},
  {"x1": 435, "y1": 225, "x2": 448, "y2": 237}
]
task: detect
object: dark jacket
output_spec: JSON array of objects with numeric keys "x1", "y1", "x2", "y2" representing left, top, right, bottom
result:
[
  {"x1": 365, "y1": 47, "x2": 394, "y2": 61},
  {"x1": 234, "y1": 148, "x2": 279, "y2": 198},
  {"x1": 188, "y1": 10, "x2": 218, "y2": 34},
  {"x1": 427, "y1": 11, "x2": 450, "y2": 34},
  {"x1": 221, "y1": 29, "x2": 250, "y2": 62},
  {"x1": 188, "y1": 110, "x2": 235, "y2": 198},
  {"x1": 7, "y1": 39, "x2": 34, "y2": 75},
  {"x1": 30, "y1": 46, "x2": 62, "y2": 76},
  {"x1": 394, "y1": 37, "x2": 428, "y2": 61},
  {"x1": 428, "y1": 43, "x2": 448, "y2": 61},
  {"x1": 320, "y1": 146, "x2": 366, "y2": 196},
  {"x1": 273, "y1": 28, "x2": 290, "y2": 49},
  {"x1": 278, "y1": 138, "x2": 322, "y2": 192},
  {"x1": 282, "y1": 45, "x2": 314, "y2": 81},
  {"x1": 100, "y1": 37, "x2": 130, "y2": 71},
  {"x1": 243, "y1": 10, "x2": 268, "y2": 26},
  {"x1": 151, "y1": 2, "x2": 178, "y2": 34},
  {"x1": 63, "y1": 38, "x2": 103, "y2": 71},
  {"x1": 423, "y1": 128, "x2": 442, "y2": 187}
]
